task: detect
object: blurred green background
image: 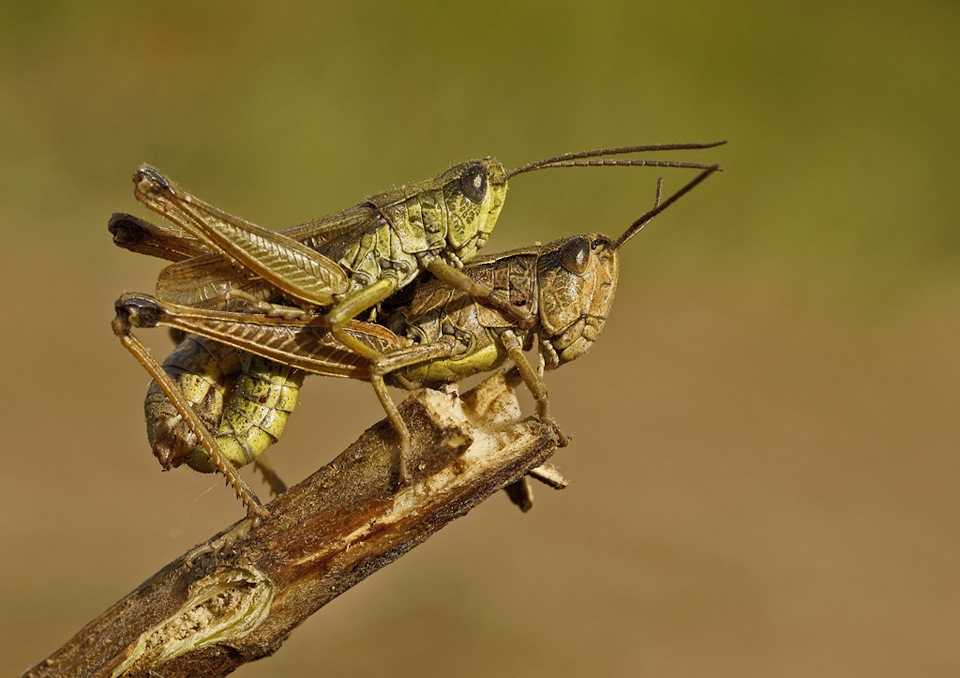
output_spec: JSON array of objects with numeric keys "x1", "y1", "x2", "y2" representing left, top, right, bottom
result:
[{"x1": 2, "y1": 2, "x2": 958, "y2": 676}]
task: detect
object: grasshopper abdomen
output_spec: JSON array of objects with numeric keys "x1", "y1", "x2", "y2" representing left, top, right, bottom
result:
[{"x1": 145, "y1": 335, "x2": 303, "y2": 473}]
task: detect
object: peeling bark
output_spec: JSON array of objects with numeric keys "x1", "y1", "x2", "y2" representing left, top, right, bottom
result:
[{"x1": 23, "y1": 372, "x2": 561, "y2": 678}]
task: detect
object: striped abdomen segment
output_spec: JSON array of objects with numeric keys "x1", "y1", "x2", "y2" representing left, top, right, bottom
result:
[{"x1": 145, "y1": 335, "x2": 304, "y2": 473}]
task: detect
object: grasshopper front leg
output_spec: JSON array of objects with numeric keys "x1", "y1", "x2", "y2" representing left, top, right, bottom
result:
[
  {"x1": 424, "y1": 258, "x2": 536, "y2": 330},
  {"x1": 368, "y1": 336, "x2": 462, "y2": 486},
  {"x1": 326, "y1": 276, "x2": 400, "y2": 361},
  {"x1": 499, "y1": 329, "x2": 569, "y2": 446},
  {"x1": 112, "y1": 300, "x2": 269, "y2": 519}
]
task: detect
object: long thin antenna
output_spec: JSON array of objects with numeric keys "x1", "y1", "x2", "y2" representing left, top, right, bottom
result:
[
  {"x1": 615, "y1": 177, "x2": 663, "y2": 244},
  {"x1": 510, "y1": 158, "x2": 719, "y2": 177},
  {"x1": 613, "y1": 165, "x2": 720, "y2": 250},
  {"x1": 507, "y1": 140, "x2": 726, "y2": 178}
]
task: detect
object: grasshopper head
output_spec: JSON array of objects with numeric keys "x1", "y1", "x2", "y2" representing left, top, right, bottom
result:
[
  {"x1": 440, "y1": 157, "x2": 508, "y2": 261},
  {"x1": 537, "y1": 234, "x2": 619, "y2": 367},
  {"x1": 439, "y1": 142, "x2": 726, "y2": 265},
  {"x1": 536, "y1": 164, "x2": 722, "y2": 367}
]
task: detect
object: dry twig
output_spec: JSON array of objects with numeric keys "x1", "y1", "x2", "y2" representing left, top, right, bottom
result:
[{"x1": 23, "y1": 372, "x2": 562, "y2": 677}]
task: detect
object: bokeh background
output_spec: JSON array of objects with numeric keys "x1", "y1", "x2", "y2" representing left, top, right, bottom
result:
[{"x1": 2, "y1": 2, "x2": 958, "y2": 676}]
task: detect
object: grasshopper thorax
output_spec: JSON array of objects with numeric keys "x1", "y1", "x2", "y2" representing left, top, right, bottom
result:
[{"x1": 536, "y1": 234, "x2": 619, "y2": 367}]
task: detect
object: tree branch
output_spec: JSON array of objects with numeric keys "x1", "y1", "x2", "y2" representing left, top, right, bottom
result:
[{"x1": 23, "y1": 372, "x2": 562, "y2": 678}]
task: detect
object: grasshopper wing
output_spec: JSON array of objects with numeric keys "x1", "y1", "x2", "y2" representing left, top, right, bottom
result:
[
  {"x1": 112, "y1": 203, "x2": 372, "y2": 266},
  {"x1": 136, "y1": 166, "x2": 351, "y2": 307},
  {"x1": 109, "y1": 213, "x2": 211, "y2": 262},
  {"x1": 124, "y1": 294, "x2": 405, "y2": 379},
  {"x1": 154, "y1": 204, "x2": 376, "y2": 307}
]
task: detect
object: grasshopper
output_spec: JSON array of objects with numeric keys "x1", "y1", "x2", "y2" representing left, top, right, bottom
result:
[
  {"x1": 114, "y1": 164, "x2": 719, "y2": 516},
  {"x1": 111, "y1": 143, "x2": 722, "y2": 517}
]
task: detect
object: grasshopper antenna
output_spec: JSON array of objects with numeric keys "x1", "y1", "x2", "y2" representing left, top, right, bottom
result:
[
  {"x1": 614, "y1": 165, "x2": 721, "y2": 250},
  {"x1": 507, "y1": 140, "x2": 726, "y2": 178},
  {"x1": 630, "y1": 176, "x2": 664, "y2": 237}
]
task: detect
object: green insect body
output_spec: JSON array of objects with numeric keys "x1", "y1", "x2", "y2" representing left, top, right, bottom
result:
[
  {"x1": 342, "y1": 160, "x2": 508, "y2": 286},
  {"x1": 145, "y1": 335, "x2": 304, "y2": 472},
  {"x1": 134, "y1": 158, "x2": 508, "y2": 317},
  {"x1": 120, "y1": 157, "x2": 508, "y2": 478}
]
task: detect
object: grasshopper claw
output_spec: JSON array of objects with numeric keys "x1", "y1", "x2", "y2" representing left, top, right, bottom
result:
[
  {"x1": 540, "y1": 416, "x2": 571, "y2": 448},
  {"x1": 246, "y1": 502, "x2": 270, "y2": 524},
  {"x1": 393, "y1": 438, "x2": 412, "y2": 489}
]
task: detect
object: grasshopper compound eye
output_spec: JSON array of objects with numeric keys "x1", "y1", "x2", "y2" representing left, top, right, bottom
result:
[
  {"x1": 560, "y1": 236, "x2": 591, "y2": 274},
  {"x1": 460, "y1": 163, "x2": 487, "y2": 203}
]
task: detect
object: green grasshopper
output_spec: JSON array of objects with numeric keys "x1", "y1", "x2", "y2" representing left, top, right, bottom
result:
[
  {"x1": 111, "y1": 143, "x2": 722, "y2": 517},
  {"x1": 115, "y1": 165, "x2": 719, "y2": 516}
]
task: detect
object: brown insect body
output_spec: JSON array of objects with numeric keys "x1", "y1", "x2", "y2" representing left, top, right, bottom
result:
[
  {"x1": 135, "y1": 234, "x2": 618, "y2": 475},
  {"x1": 383, "y1": 234, "x2": 619, "y2": 387}
]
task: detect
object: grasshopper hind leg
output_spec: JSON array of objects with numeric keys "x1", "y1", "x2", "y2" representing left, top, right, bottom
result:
[
  {"x1": 500, "y1": 329, "x2": 570, "y2": 447},
  {"x1": 113, "y1": 297, "x2": 268, "y2": 519},
  {"x1": 367, "y1": 335, "x2": 463, "y2": 488},
  {"x1": 146, "y1": 334, "x2": 301, "y2": 498},
  {"x1": 371, "y1": 375, "x2": 411, "y2": 488}
]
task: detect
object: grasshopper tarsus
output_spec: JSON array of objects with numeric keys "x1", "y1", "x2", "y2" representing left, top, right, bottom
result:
[
  {"x1": 246, "y1": 503, "x2": 270, "y2": 523},
  {"x1": 392, "y1": 464, "x2": 411, "y2": 491},
  {"x1": 539, "y1": 416, "x2": 571, "y2": 448},
  {"x1": 238, "y1": 482, "x2": 270, "y2": 521}
]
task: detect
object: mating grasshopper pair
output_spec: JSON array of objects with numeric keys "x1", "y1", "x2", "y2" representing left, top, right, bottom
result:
[{"x1": 111, "y1": 144, "x2": 723, "y2": 518}]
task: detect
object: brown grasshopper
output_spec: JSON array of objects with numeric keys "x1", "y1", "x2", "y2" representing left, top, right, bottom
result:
[
  {"x1": 115, "y1": 165, "x2": 719, "y2": 516},
  {"x1": 111, "y1": 143, "x2": 723, "y2": 517}
]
